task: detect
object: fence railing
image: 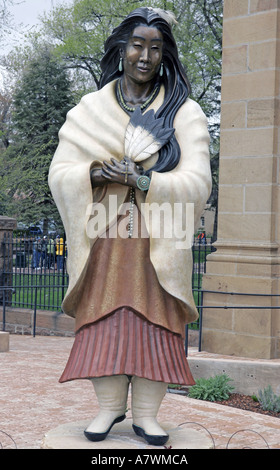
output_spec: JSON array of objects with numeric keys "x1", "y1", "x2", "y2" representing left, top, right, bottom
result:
[
  {"x1": 0, "y1": 233, "x2": 215, "y2": 338},
  {"x1": 1, "y1": 233, "x2": 68, "y2": 312}
]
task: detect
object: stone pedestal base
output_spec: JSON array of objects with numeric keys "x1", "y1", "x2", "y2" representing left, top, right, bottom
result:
[
  {"x1": 41, "y1": 418, "x2": 213, "y2": 449},
  {"x1": 0, "y1": 331, "x2": 9, "y2": 352},
  {"x1": 202, "y1": 244, "x2": 280, "y2": 359}
]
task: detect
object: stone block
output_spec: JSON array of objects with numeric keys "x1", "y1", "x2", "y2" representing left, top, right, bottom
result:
[
  {"x1": 223, "y1": 11, "x2": 279, "y2": 47},
  {"x1": 202, "y1": 307, "x2": 233, "y2": 330},
  {"x1": 249, "y1": 41, "x2": 279, "y2": 71},
  {"x1": 218, "y1": 185, "x2": 244, "y2": 213},
  {"x1": 236, "y1": 262, "x2": 274, "y2": 278},
  {"x1": 220, "y1": 102, "x2": 246, "y2": 129},
  {"x1": 221, "y1": 70, "x2": 277, "y2": 101},
  {"x1": 272, "y1": 306, "x2": 280, "y2": 332},
  {"x1": 276, "y1": 338, "x2": 280, "y2": 358},
  {"x1": 250, "y1": 0, "x2": 280, "y2": 14},
  {"x1": 222, "y1": 45, "x2": 248, "y2": 75},
  {"x1": 5, "y1": 309, "x2": 33, "y2": 327},
  {"x1": 218, "y1": 213, "x2": 273, "y2": 241},
  {"x1": 247, "y1": 98, "x2": 279, "y2": 128},
  {"x1": 203, "y1": 270, "x2": 274, "y2": 295},
  {"x1": 36, "y1": 310, "x2": 75, "y2": 333},
  {"x1": 0, "y1": 331, "x2": 9, "y2": 352},
  {"x1": 223, "y1": 0, "x2": 249, "y2": 19},
  {"x1": 220, "y1": 128, "x2": 276, "y2": 157},
  {"x1": 234, "y1": 309, "x2": 272, "y2": 336},
  {"x1": 219, "y1": 156, "x2": 275, "y2": 185},
  {"x1": 277, "y1": 70, "x2": 280, "y2": 95},
  {"x1": 205, "y1": 258, "x2": 237, "y2": 276},
  {"x1": 244, "y1": 184, "x2": 273, "y2": 212},
  {"x1": 201, "y1": 329, "x2": 274, "y2": 359}
]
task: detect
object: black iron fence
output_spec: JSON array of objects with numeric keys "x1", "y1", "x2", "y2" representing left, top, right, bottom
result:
[
  {"x1": 0, "y1": 232, "x2": 215, "y2": 337},
  {"x1": 1, "y1": 233, "x2": 68, "y2": 311}
]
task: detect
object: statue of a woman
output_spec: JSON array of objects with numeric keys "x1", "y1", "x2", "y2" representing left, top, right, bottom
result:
[{"x1": 49, "y1": 7, "x2": 212, "y2": 446}]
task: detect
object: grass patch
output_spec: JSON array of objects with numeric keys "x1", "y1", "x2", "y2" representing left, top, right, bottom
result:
[{"x1": 10, "y1": 272, "x2": 68, "y2": 311}]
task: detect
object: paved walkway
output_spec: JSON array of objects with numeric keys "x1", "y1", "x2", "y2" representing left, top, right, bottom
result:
[{"x1": 1, "y1": 334, "x2": 280, "y2": 450}]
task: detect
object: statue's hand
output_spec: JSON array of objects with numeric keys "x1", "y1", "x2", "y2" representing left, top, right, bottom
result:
[
  {"x1": 101, "y1": 157, "x2": 143, "y2": 188},
  {"x1": 90, "y1": 167, "x2": 107, "y2": 188}
]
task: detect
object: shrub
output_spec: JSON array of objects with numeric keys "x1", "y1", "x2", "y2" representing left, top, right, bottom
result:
[
  {"x1": 188, "y1": 373, "x2": 235, "y2": 402},
  {"x1": 257, "y1": 385, "x2": 280, "y2": 413}
]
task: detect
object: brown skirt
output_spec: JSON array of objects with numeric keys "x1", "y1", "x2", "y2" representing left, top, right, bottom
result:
[
  {"x1": 60, "y1": 199, "x2": 195, "y2": 386},
  {"x1": 59, "y1": 307, "x2": 195, "y2": 385}
]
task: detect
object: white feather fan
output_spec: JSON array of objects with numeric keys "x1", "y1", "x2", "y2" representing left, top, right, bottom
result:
[{"x1": 124, "y1": 107, "x2": 174, "y2": 162}]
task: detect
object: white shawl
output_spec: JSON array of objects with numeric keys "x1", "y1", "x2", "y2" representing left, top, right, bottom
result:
[{"x1": 48, "y1": 80, "x2": 211, "y2": 321}]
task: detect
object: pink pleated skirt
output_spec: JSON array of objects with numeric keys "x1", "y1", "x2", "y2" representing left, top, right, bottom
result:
[{"x1": 59, "y1": 307, "x2": 195, "y2": 386}]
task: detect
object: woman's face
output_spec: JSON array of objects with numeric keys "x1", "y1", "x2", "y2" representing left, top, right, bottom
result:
[{"x1": 122, "y1": 25, "x2": 163, "y2": 85}]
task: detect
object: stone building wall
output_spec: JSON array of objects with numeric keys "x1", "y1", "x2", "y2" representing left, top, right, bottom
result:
[{"x1": 202, "y1": 0, "x2": 280, "y2": 359}]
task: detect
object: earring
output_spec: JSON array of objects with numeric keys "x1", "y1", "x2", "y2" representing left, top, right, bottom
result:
[
  {"x1": 119, "y1": 57, "x2": 123, "y2": 72},
  {"x1": 159, "y1": 62, "x2": 164, "y2": 77}
]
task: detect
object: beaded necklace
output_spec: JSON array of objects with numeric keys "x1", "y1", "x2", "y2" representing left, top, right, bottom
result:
[
  {"x1": 127, "y1": 187, "x2": 135, "y2": 238},
  {"x1": 116, "y1": 78, "x2": 160, "y2": 114},
  {"x1": 116, "y1": 79, "x2": 157, "y2": 238}
]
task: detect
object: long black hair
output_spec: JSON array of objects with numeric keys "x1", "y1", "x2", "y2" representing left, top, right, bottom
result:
[{"x1": 99, "y1": 7, "x2": 191, "y2": 174}]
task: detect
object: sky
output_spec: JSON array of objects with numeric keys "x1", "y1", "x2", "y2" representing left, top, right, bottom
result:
[
  {"x1": 9, "y1": 0, "x2": 70, "y2": 27},
  {"x1": 0, "y1": 0, "x2": 72, "y2": 86},
  {"x1": 4, "y1": 0, "x2": 72, "y2": 52}
]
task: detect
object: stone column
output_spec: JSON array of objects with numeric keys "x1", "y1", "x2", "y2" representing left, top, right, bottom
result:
[
  {"x1": 202, "y1": 0, "x2": 280, "y2": 359},
  {"x1": 0, "y1": 216, "x2": 17, "y2": 304}
]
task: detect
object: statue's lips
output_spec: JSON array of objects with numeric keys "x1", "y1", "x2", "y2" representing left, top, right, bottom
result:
[{"x1": 137, "y1": 66, "x2": 151, "y2": 73}]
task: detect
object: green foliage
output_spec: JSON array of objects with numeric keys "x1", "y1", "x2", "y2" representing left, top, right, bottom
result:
[
  {"x1": 1, "y1": 0, "x2": 222, "y2": 226},
  {"x1": 257, "y1": 385, "x2": 280, "y2": 413},
  {"x1": 188, "y1": 374, "x2": 235, "y2": 402},
  {"x1": 0, "y1": 48, "x2": 74, "y2": 228},
  {"x1": 40, "y1": 0, "x2": 142, "y2": 90},
  {"x1": 174, "y1": 0, "x2": 222, "y2": 118}
]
